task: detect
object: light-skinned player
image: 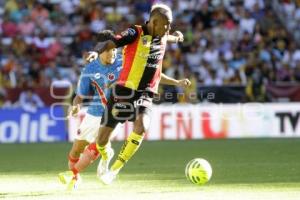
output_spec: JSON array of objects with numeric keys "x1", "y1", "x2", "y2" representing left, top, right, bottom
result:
[{"x1": 58, "y1": 30, "x2": 122, "y2": 190}]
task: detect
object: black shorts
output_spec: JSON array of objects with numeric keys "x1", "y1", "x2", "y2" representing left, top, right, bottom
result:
[{"x1": 100, "y1": 85, "x2": 153, "y2": 128}]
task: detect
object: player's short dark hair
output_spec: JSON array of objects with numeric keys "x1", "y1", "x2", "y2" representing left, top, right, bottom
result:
[
  {"x1": 97, "y1": 30, "x2": 115, "y2": 42},
  {"x1": 150, "y1": 4, "x2": 173, "y2": 22}
]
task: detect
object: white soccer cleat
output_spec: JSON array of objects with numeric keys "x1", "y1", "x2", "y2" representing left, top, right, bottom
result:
[
  {"x1": 99, "y1": 170, "x2": 118, "y2": 185},
  {"x1": 97, "y1": 147, "x2": 114, "y2": 177}
]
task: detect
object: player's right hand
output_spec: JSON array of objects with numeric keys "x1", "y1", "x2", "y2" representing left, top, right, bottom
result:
[
  {"x1": 178, "y1": 79, "x2": 191, "y2": 88},
  {"x1": 84, "y1": 51, "x2": 98, "y2": 63},
  {"x1": 173, "y1": 31, "x2": 184, "y2": 43},
  {"x1": 68, "y1": 104, "x2": 80, "y2": 118}
]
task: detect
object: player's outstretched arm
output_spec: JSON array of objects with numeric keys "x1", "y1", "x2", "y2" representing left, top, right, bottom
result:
[
  {"x1": 94, "y1": 41, "x2": 117, "y2": 54},
  {"x1": 68, "y1": 95, "x2": 83, "y2": 117},
  {"x1": 94, "y1": 26, "x2": 139, "y2": 54},
  {"x1": 160, "y1": 73, "x2": 191, "y2": 88},
  {"x1": 167, "y1": 31, "x2": 184, "y2": 43},
  {"x1": 84, "y1": 40, "x2": 116, "y2": 63}
]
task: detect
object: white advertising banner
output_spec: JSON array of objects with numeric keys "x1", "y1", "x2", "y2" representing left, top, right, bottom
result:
[{"x1": 68, "y1": 103, "x2": 300, "y2": 141}]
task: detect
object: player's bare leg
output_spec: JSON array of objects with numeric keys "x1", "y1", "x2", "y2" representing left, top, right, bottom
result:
[
  {"x1": 96, "y1": 126, "x2": 115, "y2": 176},
  {"x1": 101, "y1": 113, "x2": 150, "y2": 184},
  {"x1": 68, "y1": 140, "x2": 89, "y2": 169},
  {"x1": 59, "y1": 140, "x2": 88, "y2": 189}
]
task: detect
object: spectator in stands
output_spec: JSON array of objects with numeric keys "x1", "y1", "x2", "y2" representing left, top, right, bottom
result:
[
  {"x1": 244, "y1": 0, "x2": 265, "y2": 11},
  {"x1": 180, "y1": 68, "x2": 199, "y2": 103},
  {"x1": 245, "y1": 62, "x2": 267, "y2": 101},
  {"x1": 277, "y1": 62, "x2": 294, "y2": 82},
  {"x1": 1, "y1": 15, "x2": 18, "y2": 37},
  {"x1": 203, "y1": 42, "x2": 219, "y2": 65},
  {"x1": 18, "y1": 88, "x2": 44, "y2": 112},
  {"x1": 0, "y1": 0, "x2": 299, "y2": 104},
  {"x1": 0, "y1": 87, "x2": 13, "y2": 108},
  {"x1": 239, "y1": 10, "x2": 256, "y2": 35},
  {"x1": 294, "y1": 62, "x2": 300, "y2": 81},
  {"x1": 30, "y1": 2, "x2": 49, "y2": 25},
  {"x1": 217, "y1": 61, "x2": 235, "y2": 84},
  {"x1": 51, "y1": 71, "x2": 72, "y2": 88},
  {"x1": 18, "y1": 14, "x2": 35, "y2": 36},
  {"x1": 185, "y1": 46, "x2": 201, "y2": 72},
  {"x1": 204, "y1": 69, "x2": 223, "y2": 86},
  {"x1": 11, "y1": 35, "x2": 27, "y2": 56}
]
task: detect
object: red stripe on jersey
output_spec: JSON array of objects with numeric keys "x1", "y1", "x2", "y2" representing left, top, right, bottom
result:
[
  {"x1": 149, "y1": 65, "x2": 161, "y2": 90},
  {"x1": 91, "y1": 80, "x2": 108, "y2": 105},
  {"x1": 117, "y1": 27, "x2": 142, "y2": 86}
]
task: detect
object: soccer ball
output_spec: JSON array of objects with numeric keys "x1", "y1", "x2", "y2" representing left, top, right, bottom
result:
[{"x1": 185, "y1": 158, "x2": 212, "y2": 185}]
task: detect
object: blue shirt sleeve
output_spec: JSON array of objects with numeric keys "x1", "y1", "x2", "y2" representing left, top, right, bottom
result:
[{"x1": 76, "y1": 67, "x2": 92, "y2": 96}]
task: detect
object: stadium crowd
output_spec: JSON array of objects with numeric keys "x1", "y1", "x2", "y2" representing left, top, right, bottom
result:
[
  {"x1": 276, "y1": 0, "x2": 300, "y2": 43},
  {"x1": 1, "y1": 0, "x2": 300, "y2": 104}
]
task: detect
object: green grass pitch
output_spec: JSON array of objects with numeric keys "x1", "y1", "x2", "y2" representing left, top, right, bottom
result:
[{"x1": 0, "y1": 138, "x2": 300, "y2": 200}]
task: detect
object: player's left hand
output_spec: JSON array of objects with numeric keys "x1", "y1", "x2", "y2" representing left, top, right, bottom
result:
[
  {"x1": 173, "y1": 31, "x2": 184, "y2": 43},
  {"x1": 177, "y1": 79, "x2": 191, "y2": 88},
  {"x1": 68, "y1": 104, "x2": 80, "y2": 118}
]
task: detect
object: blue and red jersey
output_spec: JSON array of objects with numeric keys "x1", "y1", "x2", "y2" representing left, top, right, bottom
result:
[{"x1": 76, "y1": 55, "x2": 122, "y2": 116}]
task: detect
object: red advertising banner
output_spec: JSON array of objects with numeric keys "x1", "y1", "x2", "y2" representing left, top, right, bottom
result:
[{"x1": 69, "y1": 103, "x2": 300, "y2": 141}]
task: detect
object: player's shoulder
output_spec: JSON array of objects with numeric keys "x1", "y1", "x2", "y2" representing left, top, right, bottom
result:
[
  {"x1": 113, "y1": 54, "x2": 123, "y2": 71},
  {"x1": 120, "y1": 25, "x2": 139, "y2": 37},
  {"x1": 83, "y1": 59, "x2": 100, "y2": 72}
]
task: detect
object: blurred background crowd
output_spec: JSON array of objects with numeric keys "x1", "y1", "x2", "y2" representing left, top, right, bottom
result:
[{"x1": 1, "y1": 0, "x2": 300, "y2": 108}]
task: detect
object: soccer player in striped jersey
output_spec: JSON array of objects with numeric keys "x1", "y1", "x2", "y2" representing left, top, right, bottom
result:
[
  {"x1": 58, "y1": 30, "x2": 122, "y2": 190},
  {"x1": 91, "y1": 3, "x2": 191, "y2": 184}
]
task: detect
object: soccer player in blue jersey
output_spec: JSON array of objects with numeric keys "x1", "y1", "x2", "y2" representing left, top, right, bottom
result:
[{"x1": 58, "y1": 30, "x2": 122, "y2": 190}]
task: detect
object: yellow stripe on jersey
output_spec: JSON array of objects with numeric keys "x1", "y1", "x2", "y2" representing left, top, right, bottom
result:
[{"x1": 125, "y1": 35, "x2": 152, "y2": 90}]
